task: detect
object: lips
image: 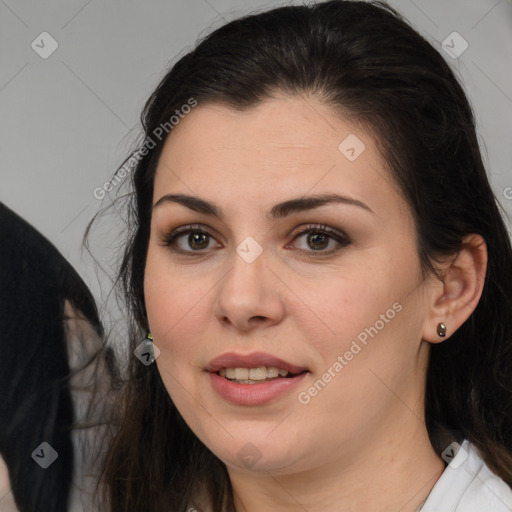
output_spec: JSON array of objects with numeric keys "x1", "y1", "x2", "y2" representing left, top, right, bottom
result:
[{"x1": 205, "y1": 352, "x2": 308, "y2": 375}]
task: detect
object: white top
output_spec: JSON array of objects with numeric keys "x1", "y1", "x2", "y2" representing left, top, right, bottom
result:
[{"x1": 422, "y1": 439, "x2": 512, "y2": 511}]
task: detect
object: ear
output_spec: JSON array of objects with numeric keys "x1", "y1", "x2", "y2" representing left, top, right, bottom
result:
[{"x1": 422, "y1": 234, "x2": 487, "y2": 343}]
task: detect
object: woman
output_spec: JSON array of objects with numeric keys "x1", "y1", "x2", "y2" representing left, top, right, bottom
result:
[{"x1": 98, "y1": 1, "x2": 512, "y2": 510}]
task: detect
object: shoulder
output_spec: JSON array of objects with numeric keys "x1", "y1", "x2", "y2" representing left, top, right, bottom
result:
[{"x1": 423, "y1": 439, "x2": 512, "y2": 512}]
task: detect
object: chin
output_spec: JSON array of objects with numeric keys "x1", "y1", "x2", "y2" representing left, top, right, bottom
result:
[{"x1": 201, "y1": 432, "x2": 305, "y2": 474}]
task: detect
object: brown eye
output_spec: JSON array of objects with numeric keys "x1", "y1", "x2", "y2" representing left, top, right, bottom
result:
[
  {"x1": 289, "y1": 224, "x2": 351, "y2": 257},
  {"x1": 161, "y1": 225, "x2": 221, "y2": 253},
  {"x1": 187, "y1": 232, "x2": 210, "y2": 250},
  {"x1": 306, "y1": 232, "x2": 330, "y2": 251}
]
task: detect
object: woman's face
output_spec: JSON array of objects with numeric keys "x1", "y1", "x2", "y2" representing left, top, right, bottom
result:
[{"x1": 144, "y1": 94, "x2": 434, "y2": 474}]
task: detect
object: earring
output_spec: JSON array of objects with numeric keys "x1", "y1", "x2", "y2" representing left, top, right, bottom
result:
[{"x1": 437, "y1": 322, "x2": 447, "y2": 337}]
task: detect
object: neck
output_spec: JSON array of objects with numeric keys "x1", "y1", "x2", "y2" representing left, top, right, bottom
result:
[{"x1": 229, "y1": 417, "x2": 445, "y2": 512}]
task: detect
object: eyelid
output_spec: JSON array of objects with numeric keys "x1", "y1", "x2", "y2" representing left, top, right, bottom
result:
[{"x1": 289, "y1": 223, "x2": 349, "y2": 241}]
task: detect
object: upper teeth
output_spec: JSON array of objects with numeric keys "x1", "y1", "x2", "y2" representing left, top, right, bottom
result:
[{"x1": 219, "y1": 367, "x2": 289, "y2": 380}]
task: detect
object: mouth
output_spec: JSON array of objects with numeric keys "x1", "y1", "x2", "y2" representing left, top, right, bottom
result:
[{"x1": 206, "y1": 354, "x2": 310, "y2": 405}]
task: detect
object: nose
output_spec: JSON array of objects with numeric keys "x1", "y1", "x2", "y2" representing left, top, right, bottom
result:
[{"x1": 213, "y1": 246, "x2": 286, "y2": 332}]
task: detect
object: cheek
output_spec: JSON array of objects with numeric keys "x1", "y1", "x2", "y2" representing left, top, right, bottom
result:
[
  {"x1": 144, "y1": 249, "x2": 207, "y2": 365},
  {"x1": 297, "y1": 263, "x2": 403, "y2": 358},
  {"x1": 144, "y1": 261, "x2": 207, "y2": 422},
  {"x1": 302, "y1": 254, "x2": 423, "y2": 402}
]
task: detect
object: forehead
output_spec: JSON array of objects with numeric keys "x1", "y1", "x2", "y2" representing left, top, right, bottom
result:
[
  {"x1": 158, "y1": 95, "x2": 362, "y2": 168},
  {"x1": 152, "y1": 95, "x2": 407, "y2": 221}
]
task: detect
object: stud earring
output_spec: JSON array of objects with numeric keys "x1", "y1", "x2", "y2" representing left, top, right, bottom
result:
[{"x1": 437, "y1": 322, "x2": 447, "y2": 337}]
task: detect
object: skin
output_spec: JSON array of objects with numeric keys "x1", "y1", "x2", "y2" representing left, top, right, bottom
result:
[
  {"x1": 144, "y1": 94, "x2": 487, "y2": 512},
  {"x1": 0, "y1": 455, "x2": 18, "y2": 512}
]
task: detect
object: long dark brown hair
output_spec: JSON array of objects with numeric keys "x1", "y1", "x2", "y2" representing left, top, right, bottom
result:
[{"x1": 94, "y1": 1, "x2": 512, "y2": 510}]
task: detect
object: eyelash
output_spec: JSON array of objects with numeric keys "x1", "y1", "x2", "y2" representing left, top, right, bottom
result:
[{"x1": 159, "y1": 223, "x2": 351, "y2": 258}]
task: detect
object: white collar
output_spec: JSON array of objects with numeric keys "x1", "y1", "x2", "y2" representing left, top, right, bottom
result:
[{"x1": 421, "y1": 439, "x2": 512, "y2": 512}]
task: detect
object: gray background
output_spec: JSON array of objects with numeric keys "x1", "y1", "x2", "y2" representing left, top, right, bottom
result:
[{"x1": 1, "y1": 0, "x2": 511, "y2": 326}]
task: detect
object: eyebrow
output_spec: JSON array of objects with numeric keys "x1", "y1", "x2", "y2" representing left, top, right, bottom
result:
[{"x1": 152, "y1": 192, "x2": 374, "y2": 219}]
